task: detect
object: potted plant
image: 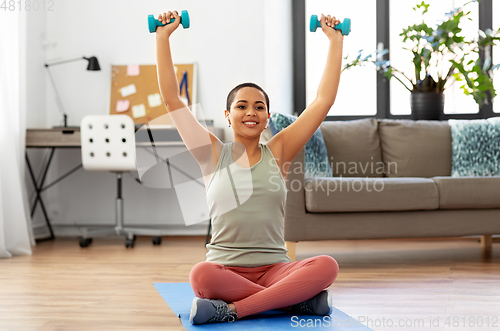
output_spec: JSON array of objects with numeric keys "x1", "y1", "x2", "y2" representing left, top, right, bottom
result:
[{"x1": 343, "y1": 0, "x2": 500, "y2": 120}]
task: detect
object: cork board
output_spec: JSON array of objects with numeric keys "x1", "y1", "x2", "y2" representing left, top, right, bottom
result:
[{"x1": 109, "y1": 64, "x2": 196, "y2": 126}]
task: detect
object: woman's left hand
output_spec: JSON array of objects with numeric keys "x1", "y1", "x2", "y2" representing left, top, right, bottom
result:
[{"x1": 320, "y1": 14, "x2": 344, "y2": 43}]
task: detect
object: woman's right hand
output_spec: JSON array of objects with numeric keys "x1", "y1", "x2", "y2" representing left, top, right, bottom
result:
[{"x1": 156, "y1": 11, "x2": 181, "y2": 38}]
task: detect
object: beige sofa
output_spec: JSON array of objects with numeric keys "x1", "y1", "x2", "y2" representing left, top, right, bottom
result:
[{"x1": 263, "y1": 119, "x2": 500, "y2": 261}]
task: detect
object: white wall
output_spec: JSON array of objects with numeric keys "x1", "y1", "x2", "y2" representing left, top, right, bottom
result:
[
  {"x1": 25, "y1": 0, "x2": 293, "y2": 237},
  {"x1": 25, "y1": 9, "x2": 47, "y2": 128}
]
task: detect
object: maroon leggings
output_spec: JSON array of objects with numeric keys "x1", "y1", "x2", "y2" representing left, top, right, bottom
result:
[{"x1": 189, "y1": 255, "x2": 339, "y2": 319}]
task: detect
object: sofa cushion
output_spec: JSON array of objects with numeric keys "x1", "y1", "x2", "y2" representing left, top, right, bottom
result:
[
  {"x1": 304, "y1": 177, "x2": 439, "y2": 212},
  {"x1": 378, "y1": 119, "x2": 452, "y2": 178},
  {"x1": 320, "y1": 119, "x2": 384, "y2": 177},
  {"x1": 432, "y1": 176, "x2": 500, "y2": 209},
  {"x1": 449, "y1": 118, "x2": 500, "y2": 177},
  {"x1": 269, "y1": 113, "x2": 332, "y2": 178}
]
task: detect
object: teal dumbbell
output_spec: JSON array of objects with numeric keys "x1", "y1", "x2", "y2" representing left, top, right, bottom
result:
[
  {"x1": 309, "y1": 15, "x2": 351, "y2": 35},
  {"x1": 148, "y1": 10, "x2": 190, "y2": 33}
]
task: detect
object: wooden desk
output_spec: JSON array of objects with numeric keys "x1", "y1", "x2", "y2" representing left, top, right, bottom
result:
[
  {"x1": 25, "y1": 126, "x2": 224, "y2": 241},
  {"x1": 26, "y1": 126, "x2": 224, "y2": 148},
  {"x1": 26, "y1": 127, "x2": 81, "y2": 148}
]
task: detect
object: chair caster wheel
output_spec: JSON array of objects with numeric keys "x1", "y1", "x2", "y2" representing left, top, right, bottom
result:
[
  {"x1": 79, "y1": 238, "x2": 93, "y2": 248},
  {"x1": 125, "y1": 236, "x2": 136, "y2": 248},
  {"x1": 152, "y1": 236, "x2": 162, "y2": 245}
]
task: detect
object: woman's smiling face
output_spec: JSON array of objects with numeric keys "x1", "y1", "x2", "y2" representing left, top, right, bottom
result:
[{"x1": 226, "y1": 87, "x2": 270, "y2": 136}]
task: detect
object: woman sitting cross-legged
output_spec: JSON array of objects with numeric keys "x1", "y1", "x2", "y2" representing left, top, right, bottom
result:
[{"x1": 155, "y1": 10, "x2": 343, "y2": 325}]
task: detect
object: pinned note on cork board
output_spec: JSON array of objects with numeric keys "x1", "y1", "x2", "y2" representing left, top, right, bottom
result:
[{"x1": 109, "y1": 64, "x2": 197, "y2": 126}]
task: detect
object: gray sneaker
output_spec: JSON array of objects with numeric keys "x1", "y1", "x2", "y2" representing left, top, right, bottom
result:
[
  {"x1": 288, "y1": 289, "x2": 332, "y2": 316},
  {"x1": 189, "y1": 297, "x2": 238, "y2": 325}
]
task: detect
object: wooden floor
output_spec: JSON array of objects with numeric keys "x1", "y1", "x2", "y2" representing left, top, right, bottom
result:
[{"x1": 1, "y1": 236, "x2": 499, "y2": 331}]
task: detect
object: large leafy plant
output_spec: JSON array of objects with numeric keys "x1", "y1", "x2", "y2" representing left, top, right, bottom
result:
[{"x1": 343, "y1": 1, "x2": 500, "y2": 107}]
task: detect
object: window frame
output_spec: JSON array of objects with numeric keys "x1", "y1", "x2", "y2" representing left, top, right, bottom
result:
[{"x1": 293, "y1": 0, "x2": 499, "y2": 121}]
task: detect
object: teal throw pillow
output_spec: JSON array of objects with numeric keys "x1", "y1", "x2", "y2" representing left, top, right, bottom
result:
[
  {"x1": 449, "y1": 117, "x2": 500, "y2": 177},
  {"x1": 269, "y1": 113, "x2": 332, "y2": 178}
]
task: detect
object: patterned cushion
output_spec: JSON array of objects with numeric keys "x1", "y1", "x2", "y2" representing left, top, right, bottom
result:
[
  {"x1": 449, "y1": 117, "x2": 500, "y2": 177},
  {"x1": 269, "y1": 113, "x2": 332, "y2": 178}
]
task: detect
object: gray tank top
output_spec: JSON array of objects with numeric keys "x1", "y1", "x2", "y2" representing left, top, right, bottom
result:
[{"x1": 205, "y1": 142, "x2": 291, "y2": 267}]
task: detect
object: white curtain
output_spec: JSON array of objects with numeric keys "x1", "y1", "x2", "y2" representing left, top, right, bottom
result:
[{"x1": 0, "y1": 10, "x2": 33, "y2": 258}]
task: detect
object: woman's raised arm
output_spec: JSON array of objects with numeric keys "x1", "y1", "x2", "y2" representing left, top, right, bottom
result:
[
  {"x1": 155, "y1": 11, "x2": 222, "y2": 168},
  {"x1": 269, "y1": 14, "x2": 344, "y2": 165}
]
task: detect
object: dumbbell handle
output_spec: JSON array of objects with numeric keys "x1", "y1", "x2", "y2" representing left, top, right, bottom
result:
[
  {"x1": 149, "y1": 15, "x2": 173, "y2": 32},
  {"x1": 148, "y1": 10, "x2": 190, "y2": 33},
  {"x1": 310, "y1": 16, "x2": 351, "y2": 36}
]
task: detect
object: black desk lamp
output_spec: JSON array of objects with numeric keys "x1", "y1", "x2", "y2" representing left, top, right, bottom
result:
[{"x1": 44, "y1": 56, "x2": 101, "y2": 128}]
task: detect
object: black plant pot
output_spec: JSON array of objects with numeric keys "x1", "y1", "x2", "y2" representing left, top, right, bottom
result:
[{"x1": 410, "y1": 92, "x2": 444, "y2": 120}]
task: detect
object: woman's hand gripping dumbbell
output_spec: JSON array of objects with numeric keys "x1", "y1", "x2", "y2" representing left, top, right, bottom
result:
[
  {"x1": 310, "y1": 14, "x2": 351, "y2": 37},
  {"x1": 148, "y1": 10, "x2": 190, "y2": 35}
]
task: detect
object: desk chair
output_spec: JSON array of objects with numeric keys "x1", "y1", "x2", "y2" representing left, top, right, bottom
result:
[{"x1": 79, "y1": 115, "x2": 164, "y2": 248}]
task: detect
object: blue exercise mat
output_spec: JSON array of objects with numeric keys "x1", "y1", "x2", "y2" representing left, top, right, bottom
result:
[{"x1": 154, "y1": 283, "x2": 373, "y2": 330}]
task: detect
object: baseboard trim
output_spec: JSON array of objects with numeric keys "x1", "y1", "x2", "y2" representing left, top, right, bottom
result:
[{"x1": 34, "y1": 223, "x2": 210, "y2": 239}]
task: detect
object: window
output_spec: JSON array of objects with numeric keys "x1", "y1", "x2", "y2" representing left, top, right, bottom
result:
[
  {"x1": 389, "y1": 0, "x2": 480, "y2": 115},
  {"x1": 295, "y1": 0, "x2": 497, "y2": 119},
  {"x1": 494, "y1": 0, "x2": 500, "y2": 113},
  {"x1": 305, "y1": 0, "x2": 377, "y2": 116}
]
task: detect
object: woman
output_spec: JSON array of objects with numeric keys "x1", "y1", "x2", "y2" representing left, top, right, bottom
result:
[{"x1": 155, "y1": 10, "x2": 343, "y2": 325}]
